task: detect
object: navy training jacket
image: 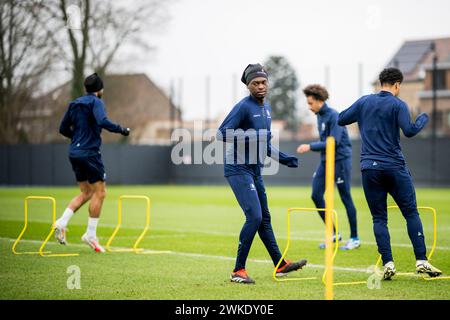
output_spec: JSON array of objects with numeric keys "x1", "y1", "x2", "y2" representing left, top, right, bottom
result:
[
  {"x1": 338, "y1": 91, "x2": 429, "y2": 170},
  {"x1": 217, "y1": 95, "x2": 298, "y2": 177},
  {"x1": 59, "y1": 93, "x2": 124, "y2": 158},
  {"x1": 310, "y1": 103, "x2": 352, "y2": 162}
]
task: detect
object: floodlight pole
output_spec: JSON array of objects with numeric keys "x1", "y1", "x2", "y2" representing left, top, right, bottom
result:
[
  {"x1": 170, "y1": 79, "x2": 176, "y2": 139},
  {"x1": 431, "y1": 42, "x2": 437, "y2": 185}
]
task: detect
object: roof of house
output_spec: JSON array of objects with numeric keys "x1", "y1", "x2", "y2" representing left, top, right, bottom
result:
[
  {"x1": 381, "y1": 36, "x2": 450, "y2": 82},
  {"x1": 22, "y1": 73, "x2": 181, "y2": 143}
]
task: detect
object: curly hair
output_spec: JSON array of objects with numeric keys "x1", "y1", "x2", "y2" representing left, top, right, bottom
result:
[
  {"x1": 303, "y1": 84, "x2": 329, "y2": 102},
  {"x1": 379, "y1": 68, "x2": 403, "y2": 86}
]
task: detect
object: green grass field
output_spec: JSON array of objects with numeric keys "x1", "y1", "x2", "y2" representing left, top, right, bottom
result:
[{"x1": 1, "y1": 185, "x2": 449, "y2": 300}]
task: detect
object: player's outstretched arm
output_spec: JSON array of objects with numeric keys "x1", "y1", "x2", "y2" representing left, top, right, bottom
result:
[
  {"x1": 398, "y1": 102, "x2": 429, "y2": 138},
  {"x1": 309, "y1": 140, "x2": 326, "y2": 151},
  {"x1": 268, "y1": 143, "x2": 298, "y2": 168},
  {"x1": 93, "y1": 99, "x2": 130, "y2": 136},
  {"x1": 338, "y1": 98, "x2": 362, "y2": 126}
]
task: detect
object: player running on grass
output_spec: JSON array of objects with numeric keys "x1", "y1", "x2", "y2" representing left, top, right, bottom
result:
[
  {"x1": 217, "y1": 63, "x2": 307, "y2": 284},
  {"x1": 55, "y1": 73, "x2": 130, "y2": 252},
  {"x1": 338, "y1": 67, "x2": 442, "y2": 279},
  {"x1": 297, "y1": 85, "x2": 359, "y2": 250}
]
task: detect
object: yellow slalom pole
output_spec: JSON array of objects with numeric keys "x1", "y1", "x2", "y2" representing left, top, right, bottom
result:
[{"x1": 325, "y1": 136, "x2": 335, "y2": 300}]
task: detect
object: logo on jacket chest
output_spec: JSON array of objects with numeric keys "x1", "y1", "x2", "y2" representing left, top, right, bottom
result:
[
  {"x1": 321, "y1": 122, "x2": 326, "y2": 132},
  {"x1": 253, "y1": 110, "x2": 271, "y2": 122}
]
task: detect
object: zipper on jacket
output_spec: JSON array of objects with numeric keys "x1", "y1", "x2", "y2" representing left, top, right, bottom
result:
[{"x1": 261, "y1": 106, "x2": 267, "y2": 130}]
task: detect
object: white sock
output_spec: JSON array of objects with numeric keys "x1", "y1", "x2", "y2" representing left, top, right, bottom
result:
[
  {"x1": 86, "y1": 217, "x2": 99, "y2": 239},
  {"x1": 57, "y1": 208, "x2": 74, "y2": 227},
  {"x1": 416, "y1": 260, "x2": 427, "y2": 266}
]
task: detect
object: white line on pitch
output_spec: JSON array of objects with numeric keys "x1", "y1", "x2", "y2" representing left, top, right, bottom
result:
[
  {"x1": 148, "y1": 228, "x2": 450, "y2": 251},
  {"x1": 1, "y1": 237, "x2": 369, "y2": 273},
  {"x1": 2, "y1": 218, "x2": 449, "y2": 250}
]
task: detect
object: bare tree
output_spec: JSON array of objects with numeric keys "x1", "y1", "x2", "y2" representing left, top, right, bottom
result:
[
  {"x1": 87, "y1": 0, "x2": 168, "y2": 77},
  {"x1": 0, "y1": 0, "x2": 170, "y2": 144},
  {"x1": 34, "y1": 0, "x2": 171, "y2": 99},
  {"x1": 0, "y1": 0, "x2": 54, "y2": 144}
]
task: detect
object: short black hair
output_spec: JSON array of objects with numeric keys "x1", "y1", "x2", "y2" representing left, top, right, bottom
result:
[{"x1": 379, "y1": 68, "x2": 403, "y2": 86}]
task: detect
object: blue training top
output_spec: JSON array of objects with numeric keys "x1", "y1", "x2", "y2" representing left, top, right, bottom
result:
[
  {"x1": 338, "y1": 90, "x2": 429, "y2": 170},
  {"x1": 59, "y1": 93, "x2": 124, "y2": 158},
  {"x1": 310, "y1": 103, "x2": 352, "y2": 162},
  {"x1": 217, "y1": 95, "x2": 298, "y2": 177}
]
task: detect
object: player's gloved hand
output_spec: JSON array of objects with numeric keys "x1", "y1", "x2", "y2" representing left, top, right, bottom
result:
[
  {"x1": 285, "y1": 156, "x2": 299, "y2": 168},
  {"x1": 121, "y1": 127, "x2": 131, "y2": 136},
  {"x1": 415, "y1": 112, "x2": 429, "y2": 127}
]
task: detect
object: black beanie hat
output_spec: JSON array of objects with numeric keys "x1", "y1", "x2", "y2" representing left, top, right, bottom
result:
[
  {"x1": 84, "y1": 73, "x2": 104, "y2": 93},
  {"x1": 241, "y1": 63, "x2": 268, "y2": 85}
]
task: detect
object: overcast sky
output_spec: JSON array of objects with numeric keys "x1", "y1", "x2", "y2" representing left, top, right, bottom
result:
[{"x1": 133, "y1": 0, "x2": 450, "y2": 121}]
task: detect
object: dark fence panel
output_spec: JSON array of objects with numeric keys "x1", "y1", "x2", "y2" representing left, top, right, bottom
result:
[
  {"x1": 0, "y1": 145, "x2": 8, "y2": 184},
  {"x1": 31, "y1": 145, "x2": 53, "y2": 185},
  {"x1": 168, "y1": 141, "x2": 361, "y2": 185},
  {"x1": 8, "y1": 145, "x2": 32, "y2": 185},
  {"x1": 117, "y1": 144, "x2": 170, "y2": 184},
  {"x1": 0, "y1": 138, "x2": 449, "y2": 186},
  {"x1": 52, "y1": 144, "x2": 74, "y2": 185}
]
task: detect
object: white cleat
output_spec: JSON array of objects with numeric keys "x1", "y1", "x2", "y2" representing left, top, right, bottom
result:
[
  {"x1": 54, "y1": 220, "x2": 67, "y2": 245},
  {"x1": 416, "y1": 261, "x2": 442, "y2": 277},
  {"x1": 319, "y1": 233, "x2": 342, "y2": 249},
  {"x1": 383, "y1": 261, "x2": 396, "y2": 280},
  {"x1": 81, "y1": 233, "x2": 105, "y2": 253},
  {"x1": 340, "y1": 237, "x2": 361, "y2": 250}
]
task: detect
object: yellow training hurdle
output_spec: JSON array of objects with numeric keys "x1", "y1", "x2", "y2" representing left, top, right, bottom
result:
[
  {"x1": 373, "y1": 205, "x2": 450, "y2": 281},
  {"x1": 329, "y1": 205, "x2": 449, "y2": 286},
  {"x1": 272, "y1": 207, "x2": 339, "y2": 284},
  {"x1": 12, "y1": 196, "x2": 79, "y2": 257},
  {"x1": 105, "y1": 195, "x2": 151, "y2": 253},
  {"x1": 272, "y1": 205, "x2": 449, "y2": 290}
]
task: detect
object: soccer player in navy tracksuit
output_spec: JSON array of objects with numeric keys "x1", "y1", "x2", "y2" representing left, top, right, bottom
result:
[
  {"x1": 217, "y1": 64, "x2": 307, "y2": 284},
  {"x1": 55, "y1": 73, "x2": 130, "y2": 252},
  {"x1": 297, "y1": 85, "x2": 359, "y2": 250},
  {"x1": 338, "y1": 68, "x2": 442, "y2": 279}
]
